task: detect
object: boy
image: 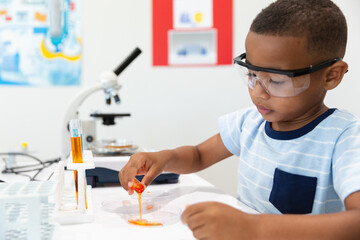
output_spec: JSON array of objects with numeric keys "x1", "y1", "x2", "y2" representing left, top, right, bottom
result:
[{"x1": 119, "y1": 0, "x2": 360, "y2": 239}]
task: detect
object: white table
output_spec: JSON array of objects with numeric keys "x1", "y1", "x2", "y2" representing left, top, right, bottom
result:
[
  {"x1": 55, "y1": 174, "x2": 257, "y2": 240},
  {"x1": 0, "y1": 159, "x2": 257, "y2": 240}
]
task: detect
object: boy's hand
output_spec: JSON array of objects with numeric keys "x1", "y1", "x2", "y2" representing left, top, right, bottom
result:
[
  {"x1": 118, "y1": 152, "x2": 166, "y2": 194},
  {"x1": 181, "y1": 202, "x2": 257, "y2": 240},
  {"x1": 126, "y1": 178, "x2": 142, "y2": 195}
]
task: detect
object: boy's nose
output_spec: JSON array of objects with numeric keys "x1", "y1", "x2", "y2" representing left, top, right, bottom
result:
[{"x1": 252, "y1": 81, "x2": 270, "y2": 99}]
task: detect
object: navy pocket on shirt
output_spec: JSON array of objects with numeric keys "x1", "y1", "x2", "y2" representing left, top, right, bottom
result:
[{"x1": 269, "y1": 168, "x2": 317, "y2": 214}]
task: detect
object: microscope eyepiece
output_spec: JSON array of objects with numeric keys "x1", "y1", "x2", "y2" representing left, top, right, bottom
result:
[
  {"x1": 113, "y1": 94, "x2": 120, "y2": 104},
  {"x1": 113, "y1": 47, "x2": 142, "y2": 76},
  {"x1": 105, "y1": 93, "x2": 111, "y2": 105}
]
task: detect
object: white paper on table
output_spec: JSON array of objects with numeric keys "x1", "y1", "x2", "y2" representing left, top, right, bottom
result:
[{"x1": 167, "y1": 191, "x2": 259, "y2": 214}]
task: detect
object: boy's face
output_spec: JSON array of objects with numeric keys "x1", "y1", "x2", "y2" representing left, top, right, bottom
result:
[{"x1": 245, "y1": 31, "x2": 328, "y2": 131}]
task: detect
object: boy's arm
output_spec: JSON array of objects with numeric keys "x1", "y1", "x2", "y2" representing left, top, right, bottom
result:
[
  {"x1": 254, "y1": 191, "x2": 360, "y2": 239},
  {"x1": 118, "y1": 133, "x2": 232, "y2": 191},
  {"x1": 182, "y1": 191, "x2": 360, "y2": 240},
  {"x1": 164, "y1": 133, "x2": 233, "y2": 174}
]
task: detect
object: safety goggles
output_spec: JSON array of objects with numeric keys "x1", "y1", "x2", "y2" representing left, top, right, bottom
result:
[{"x1": 233, "y1": 53, "x2": 342, "y2": 97}]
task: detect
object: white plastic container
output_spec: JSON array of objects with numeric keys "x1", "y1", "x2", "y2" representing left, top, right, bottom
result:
[{"x1": 0, "y1": 180, "x2": 57, "y2": 240}]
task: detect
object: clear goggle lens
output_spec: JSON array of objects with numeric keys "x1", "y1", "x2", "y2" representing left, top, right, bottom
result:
[{"x1": 237, "y1": 65, "x2": 310, "y2": 97}]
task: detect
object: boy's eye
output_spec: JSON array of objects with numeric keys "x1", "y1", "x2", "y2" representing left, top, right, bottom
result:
[{"x1": 269, "y1": 79, "x2": 284, "y2": 85}]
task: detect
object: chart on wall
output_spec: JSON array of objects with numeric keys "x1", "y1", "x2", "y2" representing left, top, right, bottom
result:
[
  {"x1": 0, "y1": 0, "x2": 81, "y2": 86},
  {"x1": 153, "y1": 0, "x2": 233, "y2": 66}
]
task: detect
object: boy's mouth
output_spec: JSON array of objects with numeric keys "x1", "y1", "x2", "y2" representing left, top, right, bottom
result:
[{"x1": 256, "y1": 105, "x2": 272, "y2": 115}]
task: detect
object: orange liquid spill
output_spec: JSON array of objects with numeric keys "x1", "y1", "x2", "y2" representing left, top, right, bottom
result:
[
  {"x1": 146, "y1": 204, "x2": 154, "y2": 210},
  {"x1": 135, "y1": 183, "x2": 145, "y2": 219},
  {"x1": 127, "y1": 183, "x2": 162, "y2": 226},
  {"x1": 128, "y1": 219, "x2": 163, "y2": 226},
  {"x1": 138, "y1": 192, "x2": 142, "y2": 220}
]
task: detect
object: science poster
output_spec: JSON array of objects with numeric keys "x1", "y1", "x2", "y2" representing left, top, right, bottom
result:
[
  {"x1": 0, "y1": 0, "x2": 81, "y2": 86},
  {"x1": 152, "y1": 0, "x2": 232, "y2": 66}
]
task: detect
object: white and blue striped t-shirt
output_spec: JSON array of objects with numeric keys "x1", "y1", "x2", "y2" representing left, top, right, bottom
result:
[{"x1": 218, "y1": 107, "x2": 360, "y2": 214}]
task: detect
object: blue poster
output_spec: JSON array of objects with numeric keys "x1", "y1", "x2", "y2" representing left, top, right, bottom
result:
[{"x1": 0, "y1": 0, "x2": 81, "y2": 86}]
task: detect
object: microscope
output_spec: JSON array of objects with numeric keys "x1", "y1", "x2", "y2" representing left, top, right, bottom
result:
[
  {"x1": 61, "y1": 47, "x2": 142, "y2": 160},
  {"x1": 61, "y1": 47, "x2": 179, "y2": 187}
]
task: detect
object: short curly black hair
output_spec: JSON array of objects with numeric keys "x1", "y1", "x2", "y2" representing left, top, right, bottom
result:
[{"x1": 250, "y1": 0, "x2": 347, "y2": 61}]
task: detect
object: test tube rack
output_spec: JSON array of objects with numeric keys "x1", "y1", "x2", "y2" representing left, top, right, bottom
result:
[
  {"x1": 0, "y1": 180, "x2": 57, "y2": 240},
  {"x1": 54, "y1": 150, "x2": 95, "y2": 225}
]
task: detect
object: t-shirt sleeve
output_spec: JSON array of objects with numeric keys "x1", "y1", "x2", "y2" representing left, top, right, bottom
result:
[
  {"x1": 218, "y1": 108, "x2": 250, "y2": 156},
  {"x1": 333, "y1": 122, "x2": 360, "y2": 203}
]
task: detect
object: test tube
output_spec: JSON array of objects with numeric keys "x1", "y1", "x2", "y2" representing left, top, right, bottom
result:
[
  {"x1": 79, "y1": 120, "x2": 84, "y2": 154},
  {"x1": 70, "y1": 119, "x2": 83, "y2": 163},
  {"x1": 69, "y1": 119, "x2": 87, "y2": 208},
  {"x1": 78, "y1": 120, "x2": 88, "y2": 198}
]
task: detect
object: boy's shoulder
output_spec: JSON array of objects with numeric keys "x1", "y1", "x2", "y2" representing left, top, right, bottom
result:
[
  {"x1": 220, "y1": 107, "x2": 360, "y2": 131},
  {"x1": 326, "y1": 109, "x2": 360, "y2": 128},
  {"x1": 312, "y1": 109, "x2": 360, "y2": 143},
  {"x1": 333, "y1": 109, "x2": 359, "y2": 119}
]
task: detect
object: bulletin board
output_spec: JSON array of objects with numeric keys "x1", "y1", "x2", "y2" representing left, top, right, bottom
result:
[
  {"x1": 152, "y1": 0, "x2": 233, "y2": 66},
  {"x1": 0, "y1": 0, "x2": 81, "y2": 86}
]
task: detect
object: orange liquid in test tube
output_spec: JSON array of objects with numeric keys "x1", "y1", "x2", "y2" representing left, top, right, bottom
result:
[
  {"x1": 71, "y1": 136, "x2": 83, "y2": 163},
  {"x1": 70, "y1": 135, "x2": 87, "y2": 208}
]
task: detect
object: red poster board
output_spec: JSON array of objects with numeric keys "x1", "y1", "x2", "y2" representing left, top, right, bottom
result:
[{"x1": 152, "y1": 0, "x2": 233, "y2": 66}]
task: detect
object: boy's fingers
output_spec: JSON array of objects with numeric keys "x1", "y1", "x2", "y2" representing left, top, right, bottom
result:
[
  {"x1": 183, "y1": 208, "x2": 204, "y2": 228},
  {"x1": 141, "y1": 165, "x2": 161, "y2": 187},
  {"x1": 181, "y1": 203, "x2": 201, "y2": 223},
  {"x1": 119, "y1": 154, "x2": 147, "y2": 189},
  {"x1": 127, "y1": 188, "x2": 134, "y2": 195},
  {"x1": 129, "y1": 177, "x2": 140, "y2": 185},
  {"x1": 128, "y1": 177, "x2": 141, "y2": 194},
  {"x1": 119, "y1": 165, "x2": 139, "y2": 190}
]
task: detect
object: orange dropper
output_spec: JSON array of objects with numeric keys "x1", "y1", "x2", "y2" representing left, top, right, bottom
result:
[{"x1": 134, "y1": 182, "x2": 145, "y2": 194}]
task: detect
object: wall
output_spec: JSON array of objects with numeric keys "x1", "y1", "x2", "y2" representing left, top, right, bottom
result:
[{"x1": 0, "y1": 0, "x2": 359, "y2": 197}]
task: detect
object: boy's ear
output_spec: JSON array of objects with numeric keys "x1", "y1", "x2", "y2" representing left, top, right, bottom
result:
[{"x1": 323, "y1": 61, "x2": 348, "y2": 90}]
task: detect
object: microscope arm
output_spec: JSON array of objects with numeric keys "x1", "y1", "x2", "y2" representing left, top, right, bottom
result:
[{"x1": 61, "y1": 83, "x2": 103, "y2": 160}]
